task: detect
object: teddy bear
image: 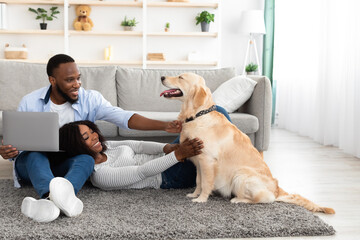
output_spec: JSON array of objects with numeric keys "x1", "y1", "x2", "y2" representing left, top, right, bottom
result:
[{"x1": 73, "y1": 5, "x2": 94, "y2": 31}]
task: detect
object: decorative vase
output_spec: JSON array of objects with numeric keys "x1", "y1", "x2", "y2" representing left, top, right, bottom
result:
[
  {"x1": 200, "y1": 22, "x2": 209, "y2": 32},
  {"x1": 165, "y1": 27, "x2": 169, "y2": 32},
  {"x1": 40, "y1": 23, "x2": 47, "y2": 30},
  {"x1": 124, "y1": 26, "x2": 134, "y2": 31}
]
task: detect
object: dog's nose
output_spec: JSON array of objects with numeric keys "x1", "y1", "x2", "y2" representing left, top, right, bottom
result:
[{"x1": 161, "y1": 76, "x2": 165, "y2": 81}]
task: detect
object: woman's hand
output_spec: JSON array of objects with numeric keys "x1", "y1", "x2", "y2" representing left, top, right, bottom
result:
[
  {"x1": 174, "y1": 138, "x2": 203, "y2": 162},
  {"x1": 163, "y1": 143, "x2": 180, "y2": 154}
]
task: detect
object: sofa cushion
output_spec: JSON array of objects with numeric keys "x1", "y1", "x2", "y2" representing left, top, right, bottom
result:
[
  {"x1": 0, "y1": 61, "x2": 48, "y2": 111},
  {"x1": 95, "y1": 120, "x2": 118, "y2": 138},
  {"x1": 116, "y1": 67, "x2": 236, "y2": 112},
  {"x1": 229, "y1": 113, "x2": 259, "y2": 134},
  {"x1": 79, "y1": 66, "x2": 119, "y2": 137},
  {"x1": 118, "y1": 111, "x2": 258, "y2": 138},
  {"x1": 212, "y1": 75, "x2": 257, "y2": 113},
  {"x1": 79, "y1": 66, "x2": 117, "y2": 106}
]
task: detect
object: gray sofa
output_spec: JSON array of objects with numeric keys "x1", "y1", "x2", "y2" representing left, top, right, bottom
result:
[{"x1": 0, "y1": 60, "x2": 272, "y2": 151}]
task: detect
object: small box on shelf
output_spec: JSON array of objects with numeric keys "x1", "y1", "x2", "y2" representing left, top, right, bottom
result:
[{"x1": 4, "y1": 44, "x2": 28, "y2": 59}]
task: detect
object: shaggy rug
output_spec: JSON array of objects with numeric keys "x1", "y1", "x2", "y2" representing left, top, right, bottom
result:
[{"x1": 0, "y1": 180, "x2": 335, "y2": 239}]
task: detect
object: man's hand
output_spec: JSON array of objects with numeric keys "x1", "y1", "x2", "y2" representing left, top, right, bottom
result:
[
  {"x1": 165, "y1": 120, "x2": 182, "y2": 133},
  {"x1": 0, "y1": 140, "x2": 19, "y2": 159}
]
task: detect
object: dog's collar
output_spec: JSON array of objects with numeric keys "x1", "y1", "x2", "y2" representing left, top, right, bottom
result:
[{"x1": 185, "y1": 105, "x2": 217, "y2": 123}]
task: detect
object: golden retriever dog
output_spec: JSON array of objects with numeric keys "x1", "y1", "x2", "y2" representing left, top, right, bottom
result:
[{"x1": 160, "y1": 73, "x2": 335, "y2": 214}]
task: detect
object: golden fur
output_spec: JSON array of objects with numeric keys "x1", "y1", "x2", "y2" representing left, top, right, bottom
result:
[{"x1": 161, "y1": 72, "x2": 335, "y2": 214}]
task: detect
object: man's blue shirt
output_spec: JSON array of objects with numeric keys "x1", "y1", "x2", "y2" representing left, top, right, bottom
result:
[{"x1": 17, "y1": 85, "x2": 135, "y2": 129}]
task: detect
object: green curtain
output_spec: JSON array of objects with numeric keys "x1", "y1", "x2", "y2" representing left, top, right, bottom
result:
[{"x1": 262, "y1": 0, "x2": 275, "y2": 124}]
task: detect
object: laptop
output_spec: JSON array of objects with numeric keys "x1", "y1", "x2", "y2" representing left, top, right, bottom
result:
[{"x1": 2, "y1": 111, "x2": 60, "y2": 152}]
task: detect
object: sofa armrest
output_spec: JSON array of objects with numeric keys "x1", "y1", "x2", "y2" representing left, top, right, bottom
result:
[{"x1": 237, "y1": 75, "x2": 272, "y2": 151}]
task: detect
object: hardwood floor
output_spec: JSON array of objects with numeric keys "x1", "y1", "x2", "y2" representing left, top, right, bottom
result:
[{"x1": 1, "y1": 128, "x2": 359, "y2": 239}]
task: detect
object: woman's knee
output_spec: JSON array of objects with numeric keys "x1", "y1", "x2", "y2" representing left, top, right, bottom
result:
[{"x1": 216, "y1": 105, "x2": 232, "y2": 122}]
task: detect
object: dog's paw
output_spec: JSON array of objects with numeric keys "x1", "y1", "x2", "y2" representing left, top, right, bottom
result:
[
  {"x1": 186, "y1": 193, "x2": 199, "y2": 198},
  {"x1": 230, "y1": 198, "x2": 241, "y2": 204},
  {"x1": 230, "y1": 197, "x2": 251, "y2": 204},
  {"x1": 192, "y1": 197, "x2": 208, "y2": 203}
]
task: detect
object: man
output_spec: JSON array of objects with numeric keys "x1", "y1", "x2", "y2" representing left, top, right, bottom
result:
[{"x1": 0, "y1": 54, "x2": 182, "y2": 222}]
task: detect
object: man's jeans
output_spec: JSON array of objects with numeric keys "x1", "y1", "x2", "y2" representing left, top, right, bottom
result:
[{"x1": 15, "y1": 152, "x2": 94, "y2": 198}]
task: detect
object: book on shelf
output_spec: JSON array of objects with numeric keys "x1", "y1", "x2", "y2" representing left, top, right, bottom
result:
[{"x1": 147, "y1": 53, "x2": 165, "y2": 61}]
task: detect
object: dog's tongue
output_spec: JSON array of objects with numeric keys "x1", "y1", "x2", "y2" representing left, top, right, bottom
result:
[{"x1": 160, "y1": 89, "x2": 177, "y2": 97}]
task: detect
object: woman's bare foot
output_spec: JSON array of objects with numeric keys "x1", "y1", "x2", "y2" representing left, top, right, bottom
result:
[{"x1": 174, "y1": 138, "x2": 203, "y2": 162}]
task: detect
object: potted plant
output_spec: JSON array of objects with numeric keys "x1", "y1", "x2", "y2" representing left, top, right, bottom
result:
[
  {"x1": 28, "y1": 7, "x2": 60, "y2": 30},
  {"x1": 121, "y1": 16, "x2": 138, "y2": 31},
  {"x1": 164, "y1": 22, "x2": 170, "y2": 32},
  {"x1": 245, "y1": 63, "x2": 258, "y2": 75},
  {"x1": 195, "y1": 10, "x2": 214, "y2": 32}
]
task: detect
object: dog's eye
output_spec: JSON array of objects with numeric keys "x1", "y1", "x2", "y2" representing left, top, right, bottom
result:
[{"x1": 179, "y1": 76, "x2": 183, "y2": 79}]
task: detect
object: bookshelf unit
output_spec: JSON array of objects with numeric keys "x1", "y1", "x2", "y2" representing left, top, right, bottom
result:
[{"x1": 0, "y1": 0, "x2": 220, "y2": 67}]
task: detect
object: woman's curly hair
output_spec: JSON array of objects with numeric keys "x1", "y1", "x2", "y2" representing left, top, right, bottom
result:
[{"x1": 59, "y1": 120, "x2": 107, "y2": 159}]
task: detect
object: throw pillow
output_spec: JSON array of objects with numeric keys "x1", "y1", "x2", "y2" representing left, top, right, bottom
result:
[{"x1": 212, "y1": 75, "x2": 257, "y2": 113}]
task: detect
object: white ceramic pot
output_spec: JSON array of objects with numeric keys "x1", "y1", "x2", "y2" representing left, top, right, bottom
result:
[{"x1": 124, "y1": 26, "x2": 134, "y2": 31}]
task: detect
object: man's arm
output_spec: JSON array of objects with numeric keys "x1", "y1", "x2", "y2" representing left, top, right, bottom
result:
[
  {"x1": 88, "y1": 90, "x2": 182, "y2": 133},
  {"x1": 128, "y1": 114, "x2": 182, "y2": 133}
]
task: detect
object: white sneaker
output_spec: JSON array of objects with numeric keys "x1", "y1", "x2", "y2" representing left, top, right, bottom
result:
[
  {"x1": 21, "y1": 197, "x2": 60, "y2": 223},
  {"x1": 49, "y1": 177, "x2": 83, "y2": 217}
]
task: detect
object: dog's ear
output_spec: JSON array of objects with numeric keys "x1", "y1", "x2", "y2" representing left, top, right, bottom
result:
[{"x1": 193, "y1": 86, "x2": 207, "y2": 109}]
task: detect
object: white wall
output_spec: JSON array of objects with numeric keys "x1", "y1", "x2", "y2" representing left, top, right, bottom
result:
[
  {"x1": 221, "y1": 0, "x2": 264, "y2": 74},
  {"x1": 0, "y1": 0, "x2": 264, "y2": 74}
]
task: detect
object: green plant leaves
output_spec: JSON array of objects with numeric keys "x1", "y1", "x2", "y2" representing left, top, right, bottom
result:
[
  {"x1": 121, "y1": 16, "x2": 138, "y2": 27},
  {"x1": 28, "y1": 6, "x2": 60, "y2": 24},
  {"x1": 245, "y1": 63, "x2": 258, "y2": 72},
  {"x1": 195, "y1": 11, "x2": 215, "y2": 25}
]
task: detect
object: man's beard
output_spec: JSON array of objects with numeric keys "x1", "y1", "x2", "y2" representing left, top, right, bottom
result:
[{"x1": 55, "y1": 84, "x2": 78, "y2": 104}]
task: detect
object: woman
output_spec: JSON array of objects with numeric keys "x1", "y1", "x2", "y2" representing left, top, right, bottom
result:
[{"x1": 59, "y1": 120, "x2": 203, "y2": 190}]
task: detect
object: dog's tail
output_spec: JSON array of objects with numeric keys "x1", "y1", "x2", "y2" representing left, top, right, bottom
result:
[{"x1": 275, "y1": 187, "x2": 335, "y2": 214}]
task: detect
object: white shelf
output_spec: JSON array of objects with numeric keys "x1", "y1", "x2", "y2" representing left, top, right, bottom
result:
[
  {"x1": 146, "y1": 60, "x2": 218, "y2": 66},
  {"x1": 147, "y1": 2, "x2": 218, "y2": 9},
  {"x1": 0, "y1": 59, "x2": 143, "y2": 65},
  {"x1": 1, "y1": 59, "x2": 217, "y2": 66},
  {"x1": 69, "y1": 30, "x2": 143, "y2": 36},
  {"x1": 77, "y1": 60, "x2": 143, "y2": 65},
  {"x1": 1, "y1": 0, "x2": 64, "y2": 5},
  {"x1": 147, "y1": 32, "x2": 218, "y2": 37},
  {"x1": 0, "y1": 29, "x2": 64, "y2": 35},
  {"x1": 1, "y1": 59, "x2": 47, "y2": 63},
  {"x1": 68, "y1": 0, "x2": 142, "y2": 7}
]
